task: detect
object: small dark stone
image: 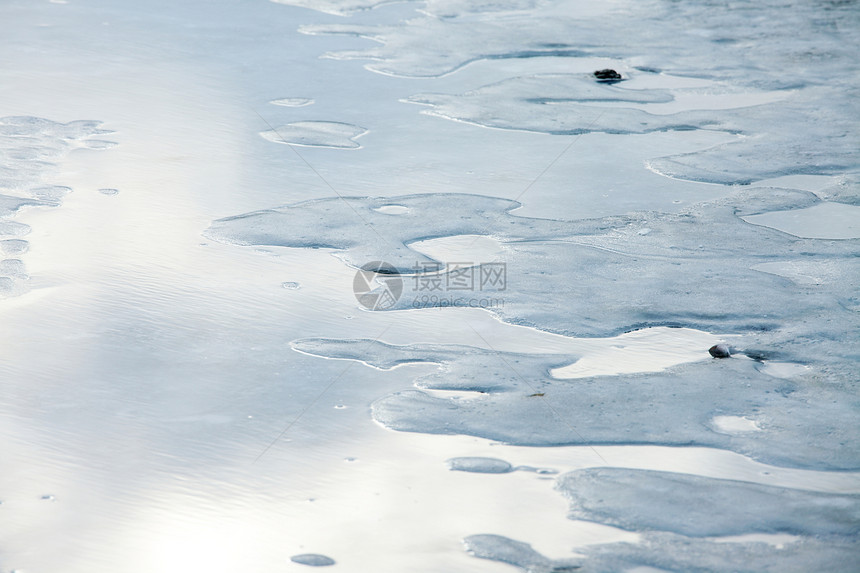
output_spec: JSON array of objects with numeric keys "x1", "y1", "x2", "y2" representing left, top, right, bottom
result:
[
  {"x1": 594, "y1": 69, "x2": 622, "y2": 81},
  {"x1": 709, "y1": 344, "x2": 731, "y2": 359}
]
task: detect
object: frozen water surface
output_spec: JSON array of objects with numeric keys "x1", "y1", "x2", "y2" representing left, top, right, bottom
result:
[
  {"x1": 2, "y1": 0, "x2": 859, "y2": 572},
  {"x1": 271, "y1": 97, "x2": 315, "y2": 107},
  {"x1": 259, "y1": 120, "x2": 368, "y2": 149},
  {"x1": 558, "y1": 467, "x2": 860, "y2": 537}
]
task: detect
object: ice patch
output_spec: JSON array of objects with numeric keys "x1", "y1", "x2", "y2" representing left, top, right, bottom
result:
[
  {"x1": 0, "y1": 240, "x2": 28, "y2": 256},
  {"x1": 447, "y1": 457, "x2": 514, "y2": 474},
  {"x1": 270, "y1": 0, "x2": 389, "y2": 16},
  {"x1": 259, "y1": 121, "x2": 367, "y2": 149},
  {"x1": 0, "y1": 194, "x2": 45, "y2": 217},
  {"x1": 757, "y1": 361, "x2": 810, "y2": 380},
  {"x1": 447, "y1": 456, "x2": 557, "y2": 475},
  {"x1": 0, "y1": 221, "x2": 30, "y2": 237},
  {"x1": 742, "y1": 202, "x2": 860, "y2": 240},
  {"x1": 751, "y1": 258, "x2": 859, "y2": 288},
  {"x1": 558, "y1": 468, "x2": 860, "y2": 537},
  {"x1": 464, "y1": 532, "x2": 860, "y2": 573},
  {"x1": 295, "y1": 338, "x2": 860, "y2": 470},
  {"x1": 290, "y1": 553, "x2": 336, "y2": 566},
  {"x1": 0, "y1": 116, "x2": 111, "y2": 298},
  {"x1": 410, "y1": 81, "x2": 858, "y2": 184},
  {"x1": 373, "y1": 204, "x2": 410, "y2": 215},
  {"x1": 291, "y1": 0, "x2": 859, "y2": 185},
  {"x1": 29, "y1": 185, "x2": 72, "y2": 204},
  {"x1": 210, "y1": 188, "x2": 860, "y2": 339},
  {"x1": 464, "y1": 534, "x2": 581, "y2": 572},
  {"x1": 270, "y1": 97, "x2": 315, "y2": 107}
]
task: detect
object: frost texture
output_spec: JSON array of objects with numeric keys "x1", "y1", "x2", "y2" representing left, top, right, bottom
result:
[
  {"x1": 558, "y1": 468, "x2": 860, "y2": 537},
  {"x1": 0, "y1": 116, "x2": 112, "y2": 298}
]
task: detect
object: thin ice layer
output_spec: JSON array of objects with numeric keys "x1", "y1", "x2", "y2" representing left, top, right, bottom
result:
[
  {"x1": 410, "y1": 81, "x2": 858, "y2": 184},
  {"x1": 0, "y1": 194, "x2": 45, "y2": 218},
  {"x1": 297, "y1": 0, "x2": 858, "y2": 88},
  {"x1": 210, "y1": 188, "x2": 859, "y2": 339},
  {"x1": 464, "y1": 533, "x2": 860, "y2": 573},
  {"x1": 205, "y1": 192, "x2": 612, "y2": 274},
  {"x1": 259, "y1": 121, "x2": 367, "y2": 149},
  {"x1": 0, "y1": 116, "x2": 111, "y2": 298},
  {"x1": 297, "y1": 338, "x2": 859, "y2": 470},
  {"x1": 558, "y1": 468, "x2": 860, "y2": 537},
  {"x1": 294, "y1": 0, "x2": 859, "y2": 184}
]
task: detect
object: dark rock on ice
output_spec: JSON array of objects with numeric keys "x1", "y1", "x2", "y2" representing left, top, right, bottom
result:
[
  {"x1": 709, "y1": 344, "x2": 731, "y2": 358},
  {"x1": 593, "y1": 68, "x2": 622, "y2": 81}
]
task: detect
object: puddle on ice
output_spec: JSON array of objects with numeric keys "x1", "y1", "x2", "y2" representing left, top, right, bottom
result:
[
  {"x1": 742, "y1": 202, "x2": 860, "y2": 240},
  {"x1": 409, "y1": 234, "x2": 506, "y2": 264}
]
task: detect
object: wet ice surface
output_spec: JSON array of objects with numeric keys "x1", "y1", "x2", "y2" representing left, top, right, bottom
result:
[
  {"x1": 297, "y1": 338, "x2": 859, "y2": 470},
  {"x1": 559, "y1": 468, "x2": 860, "y2": 537},
  {"x1": 290, "y1": 553, "x2": 337, "y2": 566},
  {"x1": 271, "y1": 97, "x2": 315, "y2": 107},
  {"x1": 0, "y1": 116, "x2": 112, "y2": 297},
  {"x1": 210, "y1": 187, "x2": 859, "y2": 341},
  {"x1": 743, "y1": 202, "x2": 860, "y2": 240},
  {"x1": 3, "y1": 0, "x2": 860, "y2": 572},
  {"x1": 301, "y1": 0, "x2": 859, "y2": 185},
  {"x1": 465, "y1": 532, "x2": 860, "y2": 573},
  {"x1": 259, "y1": 120, "x2": 367, "y2": 149}
]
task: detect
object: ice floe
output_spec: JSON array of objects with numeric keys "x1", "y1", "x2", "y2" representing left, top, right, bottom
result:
[
  {"x1": 294, "y1": 337, "x2": 859, "y2": 470},
  {"x1": 207, "y1": 188, "x2": 859, "y2": 340},
  {"x1": 557, "y1": 467, "x2": 860, "y2": 537}
]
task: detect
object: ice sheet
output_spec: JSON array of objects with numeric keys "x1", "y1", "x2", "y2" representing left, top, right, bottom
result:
[
  {"x1": 297, "y1": 338, "x2": 860, "y2": 470},
  {"x1": 4, "y1": 0, "x2": 859, "y2": 571},
  {"x1": 464, "y1": 532, "x2": 860, "y2": 573},
  {"x1": 557, "y1": 467, "x2": 860, "y2": 537},
  {"x1": 207, "y1": 188, "x2": 859, "y2": 340},
  {"x1": 0, "y1": 116, "x2": 112, "y2": 298}
]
